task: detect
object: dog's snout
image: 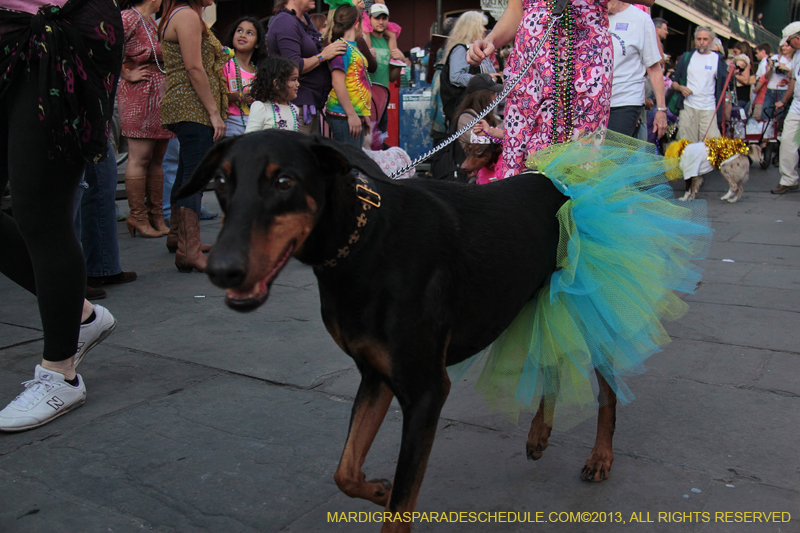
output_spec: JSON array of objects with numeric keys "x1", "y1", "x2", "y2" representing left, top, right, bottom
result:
[{"x1": 206, "y1": 253, "x2": 248, "y2": 289}]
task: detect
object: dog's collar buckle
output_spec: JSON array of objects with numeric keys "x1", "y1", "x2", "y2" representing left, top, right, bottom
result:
[{"x1": 356, "y1": 184, "x2": 381, "y2": 208}]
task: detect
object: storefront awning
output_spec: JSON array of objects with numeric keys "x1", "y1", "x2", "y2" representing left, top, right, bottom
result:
[{"x1": 655, "y1": 0, "x2": 733, "y2": 40}]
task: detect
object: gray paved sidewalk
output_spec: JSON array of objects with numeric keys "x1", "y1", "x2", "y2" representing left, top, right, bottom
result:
[{"x1": 1, "y1": 163, "x2": 798, "y2": 533}]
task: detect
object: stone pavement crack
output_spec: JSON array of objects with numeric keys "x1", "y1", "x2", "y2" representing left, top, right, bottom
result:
[{"x1": 0, "y1": 432, "x2": 60, "y2": 457}]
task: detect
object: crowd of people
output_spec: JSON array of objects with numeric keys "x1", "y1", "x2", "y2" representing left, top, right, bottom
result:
[{"x1": 0, "y1": 0, "x2": 798, "y2": 434}]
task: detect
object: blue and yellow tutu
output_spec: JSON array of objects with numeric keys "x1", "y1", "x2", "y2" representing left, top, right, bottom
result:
[{"x1": 459, "y1": 131, "x2": 713, "y2": 429}]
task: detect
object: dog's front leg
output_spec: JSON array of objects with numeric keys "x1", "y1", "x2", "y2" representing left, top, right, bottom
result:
[
  {"x1": 382, "y1": 373, "x2": 451, "y2": 533},
  {"x1": 526, "y1": 397, "x2": 555, "y2": 460},
  {"x1": 581, "y1": 370, "x2": 617, "y2": 482},
  {"x1": 334, "y1": 368, "x2": 395, "y2": 506}
]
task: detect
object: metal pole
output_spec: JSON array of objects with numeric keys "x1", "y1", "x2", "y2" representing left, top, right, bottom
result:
[{"x1": 436, "y1": 0, "x2": 442, "y2": 34}]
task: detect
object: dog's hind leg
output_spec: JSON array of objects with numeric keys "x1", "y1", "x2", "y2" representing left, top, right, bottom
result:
[
  {"x1": 526, "y1": 396, "x2": 555, "y2": 461},
  {"x1": 581, "y1": 370, "x2": 617, "y2": 482},
  {"x1": 334, "y1": 368, "x2": 395, "y2": 506}
]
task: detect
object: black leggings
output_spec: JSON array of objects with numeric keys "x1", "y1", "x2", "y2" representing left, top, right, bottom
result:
[{"x1": 0, "y1": 74, "x2": 86, "y2": 362}]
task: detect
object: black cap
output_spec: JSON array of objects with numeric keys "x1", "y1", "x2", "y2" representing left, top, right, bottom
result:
[{"x1": 466, "y1": 73, "x2": 503, "y2": 93}]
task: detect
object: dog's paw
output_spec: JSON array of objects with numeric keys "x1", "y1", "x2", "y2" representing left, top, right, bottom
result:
[
  {"x1": 366, "y1": 478, "x2": 392, "y2": 506},
  {"x1": 721, "y1": 191, "x2": 733, "y2": 201},
  {"x1": 581, "y1": 448, "x2": 614, "y2": 482},
  {"x1": 526, "y1": 416, "x2": 552, "y2": 461}
]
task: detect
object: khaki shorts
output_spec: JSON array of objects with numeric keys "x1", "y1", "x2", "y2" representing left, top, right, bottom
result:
[{"x1": 678, "y1": 106, "x2": 721, "y2": 143}]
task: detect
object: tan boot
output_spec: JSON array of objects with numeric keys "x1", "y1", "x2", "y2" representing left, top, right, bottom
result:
[
  {"x1": 166, "y1": 211, "x2": 179, "y2": 252},
  {"x1": 175, "y1": 207, "x2": 207, "y2": 273},
  {"x1": 167, "y1": 211, "x2": 212, "y2": 253},
  {"x1": 146, "y1": 174, "x2": 170, "y2": 235},
  {"x1": 125, "y1": 176, "x2": 162, "y2": 238}
]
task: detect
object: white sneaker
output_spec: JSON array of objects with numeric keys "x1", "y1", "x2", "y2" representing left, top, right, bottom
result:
[
  {"x1": 75, "y1": 304, "x2": 116, "y2": 368},
  {"x1": 0, "y1": 365, "x2": 86, "y2": 432}
]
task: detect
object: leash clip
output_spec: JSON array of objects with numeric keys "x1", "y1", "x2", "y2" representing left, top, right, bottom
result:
[{"x1": 356, "y1": 184, "x2": 381, "y2": 208}]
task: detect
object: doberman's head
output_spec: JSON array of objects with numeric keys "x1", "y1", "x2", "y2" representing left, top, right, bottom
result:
[
  {"x1": 175, "y1": 131, "x2": 388, "y2": 312},
  {"x1": 461, "y1": 141, "x2": 502, "y2": 179}
]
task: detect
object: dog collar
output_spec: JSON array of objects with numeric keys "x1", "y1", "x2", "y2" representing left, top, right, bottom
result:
[{"x1": 318, "y1": 174, "x2": 381, "y2": 269}]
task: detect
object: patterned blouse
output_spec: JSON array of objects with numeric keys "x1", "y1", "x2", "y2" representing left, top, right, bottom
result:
[{"x1": 160, "y1": 20, "x2": 228, "y2": 128}]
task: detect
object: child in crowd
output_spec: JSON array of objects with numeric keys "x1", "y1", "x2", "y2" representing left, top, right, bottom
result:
[
  {"x1": 310, "y1": 13, "x2": 327, "y2": 34},
  {"x1": 326, "y1": 4, "x2": 372, "y2": 147},
  {"x1": 245, "y1": 56, "x2": 301, "y2": 133},
  {"x1": 222, "y1": 17, "x2": 266, "y2": 136}
]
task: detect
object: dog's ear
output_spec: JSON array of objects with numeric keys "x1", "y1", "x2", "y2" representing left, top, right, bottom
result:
[
  {"x1": 173, "y1": 136, "x2": 241, "y2": 202},
  {"x1": 306, "y1": 134, "x2": 390, "y2": 181}
]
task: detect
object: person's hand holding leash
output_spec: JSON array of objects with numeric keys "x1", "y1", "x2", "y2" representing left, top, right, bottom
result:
[{"x1": 468, "y1": 40, "x2": 495, "y2": 66}]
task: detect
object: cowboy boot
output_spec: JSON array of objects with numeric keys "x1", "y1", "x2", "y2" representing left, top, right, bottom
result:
[
  {"x1": 166, "y1": 211, "x2": 211, "y2": 253},
  {"x1": 125, "y1": 176, "x2": 162, "y2": 238},
  {"x1": 146, "y1": 173, "x2": 170, "y2": 235},
  {"x1": 166, "y1": 211, "x2": 179, "y2": 252},
  {"x1": 175, "y1": 207, "x2": 207, "y2": 273}
]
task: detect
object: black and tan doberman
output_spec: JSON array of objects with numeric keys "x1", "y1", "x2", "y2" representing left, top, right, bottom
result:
[{"x1": 176, "y1": 131, "x2": 618, "y2": 532}]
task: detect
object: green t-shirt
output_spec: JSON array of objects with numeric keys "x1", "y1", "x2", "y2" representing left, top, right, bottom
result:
[{"x1": 369, "y1": 33, "x2": 390, "y2": 87}]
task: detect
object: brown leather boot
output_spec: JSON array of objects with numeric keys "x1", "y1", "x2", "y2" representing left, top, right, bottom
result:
[
  {"x1": 146, "y1": 173, "x2": 170, "y2": 235},
  {"x1": 175, "y1": 207, "x2": 207, "y2": 273},
  {"x1": 166, "y1": 211, "x2": 179, "y2": 253},
  {"x1": 167, "y1": 211, "x2": 212, "y2": 253},
  {"x1": 125, "y1": 176, "x2": 162, "y2": 238}
]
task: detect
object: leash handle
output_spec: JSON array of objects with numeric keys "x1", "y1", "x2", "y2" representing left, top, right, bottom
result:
[{"x1": 388, "y1": 6, "x2": 567, "y2": 179}]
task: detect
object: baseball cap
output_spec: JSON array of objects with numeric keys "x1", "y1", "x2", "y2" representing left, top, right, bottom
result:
[
  {"x1": 370, "y1": 4, "x2": 389, "y2": 17},
  {"x1": 781, "y1": 21, "x2": 800, "y2": 45},
  {"x1": 466, "y1": 73, "x2": 503, "y2": 93}
]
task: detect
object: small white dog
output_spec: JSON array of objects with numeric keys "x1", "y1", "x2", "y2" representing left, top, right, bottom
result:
[{"x1": 665, "y1": 138, "x2": 755, "y2": 203}]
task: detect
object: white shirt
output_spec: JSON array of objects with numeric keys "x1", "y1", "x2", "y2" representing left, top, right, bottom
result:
[
  {"x1": 755, "y1": 57, "x2": 768, "y2": 80},
  {"x1": 767, "y1": 54, "x2": 792, "y2": 90},
  {"x1": 608, "y1": 6, "x2": 662, "y2": 107},
  {"x1": 245, "y1": 101, "x2": 300, "y2": 133},
  {"x1": 789, "y1": 50, "x2": 800, "y2": 116},
  {"x1": 684, "y1": 51, "x2": 719, "y2": 111}
]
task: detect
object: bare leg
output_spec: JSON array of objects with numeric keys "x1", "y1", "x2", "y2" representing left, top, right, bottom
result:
[{"x1": 581, "y1": 370, "x2": 617, "y2": 482}]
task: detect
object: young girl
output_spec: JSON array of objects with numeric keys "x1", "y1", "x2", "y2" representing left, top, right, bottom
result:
[
  {"x1": 326, "y1": 4, "x2": 372, "y2": 147},
  {"x1": 222, "y1": 17, "x2": 266, "y2": 136},
  {"x1": 245, "y1": 56, "x2": 301, "y2": 133}
]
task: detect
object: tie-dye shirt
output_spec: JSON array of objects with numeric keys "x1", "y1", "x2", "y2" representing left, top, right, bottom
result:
[{"x1": 326, "y1": 40, "x2": 372, "y2": 117}]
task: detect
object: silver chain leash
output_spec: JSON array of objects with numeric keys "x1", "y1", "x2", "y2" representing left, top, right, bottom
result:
[{"x1": 389, "y1": 0, "x2": 570, "y2": 179}]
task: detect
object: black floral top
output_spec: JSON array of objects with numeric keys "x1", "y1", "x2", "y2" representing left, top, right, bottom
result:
[{"x1": 0, "y1": 0, "x2": 123, "y2": 163}]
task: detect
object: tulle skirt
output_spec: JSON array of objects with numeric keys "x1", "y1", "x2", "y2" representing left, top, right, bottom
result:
[{"x1": 454, "y1": 131, "x2": 713, "y2": 429}]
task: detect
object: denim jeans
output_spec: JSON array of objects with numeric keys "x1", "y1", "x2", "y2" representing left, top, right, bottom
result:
[
  {"x1": 162, "y1": 137, "x2": 180, "y2": 218},
  {"x1": 326, "y1": 116, "x2": 365, "y2": 149},
  {"x1": 762, "y1": 89, "x2": 787, "y2": 121},
  {"x1": 170, "y1": 121, "x2": 212, "y2": 214},
  {"x1": 80, "y1": 141, "x2": 122, "y2": 277}
]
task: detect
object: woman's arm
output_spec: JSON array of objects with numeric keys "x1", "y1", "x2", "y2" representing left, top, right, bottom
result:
[
  {"x1": 173, "y1": 10, "x2": 225, "y2": 140},
  {"x1": 735, "y1": 64, "x2": 751, "y2": 85},
  {"x1": 467, "y1": 0, "x2": 523, "y2": 65},
  {"x1": 331, "y1": 69, "x2": 362, "y2": 138},
  {"x1": 357, "y1": 36, "x2": 378, "y2": 74},
  {"x1": 274, "y1": 16, "x2": 347, "y2": 75},
  {"x1": 449, "y1": 46, "x2": 473, "y2": 87}
]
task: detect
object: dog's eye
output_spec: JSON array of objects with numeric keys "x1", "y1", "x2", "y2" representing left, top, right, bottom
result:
[{"x1": 275, "y1": 176, "x2": 294, "y2": 191}]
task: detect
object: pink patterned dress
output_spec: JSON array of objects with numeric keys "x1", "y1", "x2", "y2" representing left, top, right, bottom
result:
[
  {"x1": 117, "y1": 9, "x2": 174, "y2": 139},
  {"x1": 500, "y1": 0, "x2": 612, "y2": 178}
]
